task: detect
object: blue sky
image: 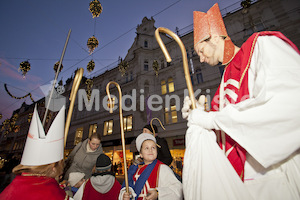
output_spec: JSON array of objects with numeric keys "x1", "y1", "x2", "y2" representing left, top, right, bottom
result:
[{"x1": 0, "y1": 0, "x2": 240, "y2": 122}]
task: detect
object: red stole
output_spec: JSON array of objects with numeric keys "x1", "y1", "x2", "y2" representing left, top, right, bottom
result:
[
  {"x1": 133, "y1": 160, "x2": 162, "y2": 199},
  {"x1": 210, "y1": 31, "x2": 299, "y2": 181},
  {"x1": 82, "y1": 178, "x2": 121, "y2": 200}
]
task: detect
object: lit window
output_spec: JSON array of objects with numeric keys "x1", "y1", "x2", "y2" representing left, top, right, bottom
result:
[
  {"x1": 89, "y1": 123, "x2": 97, "y2": 138},
  {"x1": 171, "y1": 105, "x2": 178, "y2": 123},
  {"x1": 161, "y1": 80, "x2": 167, "y2": 95},
  {"x1": 168, "y1": 77, "x2": 174, "y2": 93},
  {"x1": 144, "y1": 60, "x2": 149, "y2": 71},
  {"x1": 123, "y1": 115, "x2": 133, "y2": 132},
  {"x1": 103, "y1": 120, "x2": 113, "y2": 136},
  {"x1": 164, "y1": 107, "x2": 170, "y2": 124},
  {"x1": 74, "y1": 127, "x2": 83, "y2": 145},
  {"x1": 165, "y1": 105, "x2": 178, "y2": 124}
]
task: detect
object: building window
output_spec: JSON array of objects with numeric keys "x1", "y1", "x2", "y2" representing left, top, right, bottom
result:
[
  {"x1": 160, "y1": 59, "x2": 165, "y2": 69},
  {"x1": 125, "y1": 71, "x2": 133, "y2": 83},
  {"x1": 74, "y1": 127, "x2": 83, "y2": 145},
  {"x1": 195, "y1": 69, "x2": 203, "y2": 84},
  {"x1": 161, "y1": 80, "x2": 167, "y2": 95},
  {"x1": 161, "y1": 77, "x2": 175, "y2": 95},
  {"x1": 89, "y1": 123, "x2": 97, "y2": 138},
  {"x1": 144, "y1": 60, "x2": 149, "y2": 71},
  {"x1": 144, "y1": 40, "x2": 148, "y2": 48},
  {"x1": 164, "y1": 105, "x2": 178, "y2": 124},
  {"x1": 190, "y1": 72, "x2": 194, "y2": 86},
  {"x1": 124, "y1": 91, "x2": 132, "y2": 106},
  {"x1": 123, "y1": 115, "x2": 133, "y2": 132},
  {"x1": 168, "y1": 77, "x2": 174, "y2": 93},
  {"x1": 103, "y1": 120, "x2": 113, "y2": 136}
]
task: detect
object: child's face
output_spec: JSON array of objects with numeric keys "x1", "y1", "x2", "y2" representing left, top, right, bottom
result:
[
  {"x1": 140, "y1": 140, "x2": 157, "y2": 165},
  {"x1": 74, "y1": 178, "x2": 85, "y2": 188}
]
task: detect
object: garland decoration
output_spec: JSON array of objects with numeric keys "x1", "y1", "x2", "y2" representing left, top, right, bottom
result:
[
  {"x1": 54, "y1": 61, "x2": 64, "y2": 73},
  {"x1": 85, "y1": 78, "x2": 94, "y2": 101},
  {"x1": 19, "y1": 60, "x2": 31, "y2": 78},
  {"x1": 118, "y1": 58, "x2": 129, "y2": 77},
  {"x1": 89, "y1": 0, "x2": 103, "y2": 18},
  {"x1": 152, "y1": 60, "x2": 159, "y2": 76},
  {"x1": 87, "y1": 36, "x2": 99, "y2": 54},
  {"x1": 87, "y1": 59, "x2": 95, "y2": 73},
  {"x1": 4, "y1": 84, "x2": 35, "y2": 103}
]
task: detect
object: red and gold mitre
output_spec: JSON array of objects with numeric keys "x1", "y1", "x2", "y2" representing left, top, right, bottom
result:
[{"x1": 193, "y1": 3, "x2": 235, "y2": 65}]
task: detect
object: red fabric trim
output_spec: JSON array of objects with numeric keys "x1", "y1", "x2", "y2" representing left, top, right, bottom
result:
[{"x1": 133, "y1": 160, "x2": 163, "y2": 199}]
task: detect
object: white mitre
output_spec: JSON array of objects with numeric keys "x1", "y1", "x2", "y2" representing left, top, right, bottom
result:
[{"x1": 21, "y1": 104, "x2": 65, "y2": 166}]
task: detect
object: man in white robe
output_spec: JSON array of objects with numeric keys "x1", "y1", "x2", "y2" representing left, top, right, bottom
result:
[{"x1": 182, "y1": 3, "x2": 300, "y2": 200}]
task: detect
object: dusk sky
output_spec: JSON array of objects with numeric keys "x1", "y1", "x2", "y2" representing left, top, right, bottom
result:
[{"x1": 0, "y1": 0, "x2": 240, "y2": 123}]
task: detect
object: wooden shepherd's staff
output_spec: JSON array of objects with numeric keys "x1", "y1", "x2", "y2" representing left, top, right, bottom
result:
[
  {"x1": 106, "y1": 81, "x2": 129, "y2": 193},
  {"x1": 155, "y1": 27, "x2": 196, "y2": 109}
]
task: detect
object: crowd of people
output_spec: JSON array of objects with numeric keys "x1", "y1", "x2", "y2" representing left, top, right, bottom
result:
[{"x1": 0, "y1": 2, "x2": 300, "y2": 199}]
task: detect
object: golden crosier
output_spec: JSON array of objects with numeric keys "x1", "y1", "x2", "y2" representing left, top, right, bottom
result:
[
  {"x1": 155, "y1": 27, "x2": 196, "y2": 109},
  {"x1": 106, "y1": 81, "x2": 129, "y2": 193},
  {"x1": 64, "y1": 68, "x2": 84, "y2": 148}
]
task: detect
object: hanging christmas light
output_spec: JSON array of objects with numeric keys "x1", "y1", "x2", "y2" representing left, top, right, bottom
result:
[
  {"x1": 89, "y1": 0, "x2": 103, "y2": 18},
  {"x1": 28, "y1": 113, "x2": 33, "y2": 123},
  {"x1": 152, "y1": 60, "x2": 159, "y2": 76},
  {"x1": 87, "y1": 36, "x2": 99, "y2": 54},
  {"x1": 19, "y1": 61, "x2": 31, "y2": 78},
  {"x1": 87, "y1": 59, "x2": 95, "y2": 73},
  {"x1": 0, "y1": 113, "x2": 2, "y2": 119},
  {"x1": 85, "y1": 79, "x2": 94, "y2": 101},
  {"x1": 118, "y1": 58, "x2": 129, "y2": 76},
  {"x1": 241, "y1": 0, "x2": 251, "y2": 9},
  {"x1": 53, "y1": 61, "x2": 63, "y2": 74}
]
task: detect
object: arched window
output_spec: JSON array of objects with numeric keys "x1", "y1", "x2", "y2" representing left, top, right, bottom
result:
[{"x1": 144, "y1": 40, "x2": 148, "y2": 48}]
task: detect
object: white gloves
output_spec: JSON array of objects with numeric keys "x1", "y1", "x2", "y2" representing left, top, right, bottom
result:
[
  {"x1": 182, "y1": 95, "x2": 218, "y2": 130},
  {"x1": 182, "y1": 95, "x2": 206, "y2": 119},
  {"x1": 188, "y1": 108, "x2": 218, "y2": 130}
]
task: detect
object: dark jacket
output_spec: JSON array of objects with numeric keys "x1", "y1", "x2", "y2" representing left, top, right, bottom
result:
[{"x1": 156, "y1": 136, "x2": 173, "y2": 166}]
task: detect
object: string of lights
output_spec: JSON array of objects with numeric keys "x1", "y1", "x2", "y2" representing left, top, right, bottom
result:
[{"x1": 0, "y1": 0, "x2": 185, "y2": 120}]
